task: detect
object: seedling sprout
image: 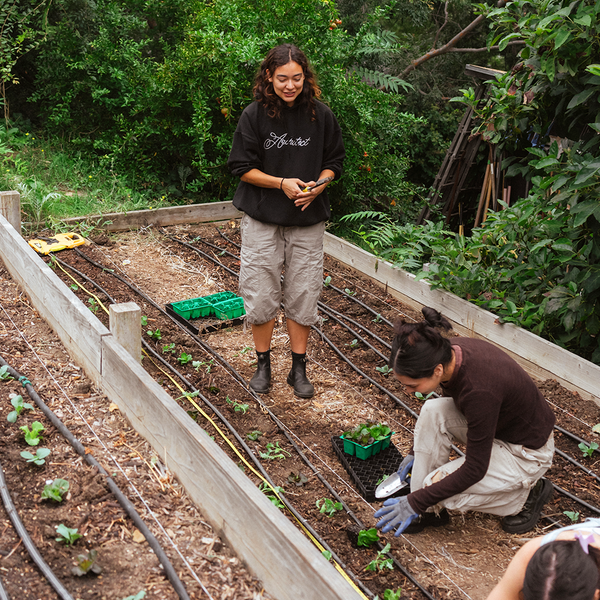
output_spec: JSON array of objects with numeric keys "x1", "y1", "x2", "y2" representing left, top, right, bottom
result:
[
  {"x1": 288, "y1": 472, "x2": 309, "y2": 487},
  {"x1": 146, "y1": 328, "x2": 162, "y2": 340},
  {"x1": 88, "y1": 297, "x2": 99, "y2": 313},
  {"x1": 55, "y1": 523, "x2": 82, "y2": 545},
  {"x1": 323, "y1": 275, "x2": 332, "y2": 287},
  {"x1": 72, "y1": 549, "x2": 102, "y2": 576},
  {"x1": 376, "y1": 365, "x2": 391, "y2": 375},
  {"x1": 7, "y1": 394, "x2": 34, "y2": 423},
  {"x1": 162, "y1": 343, "x2": 175, "y2": 354},
  {"x1": 20, "y1": 421, "x2": 44, "y2": 445},
  {"x1": 564, "y1": 510, "x2": 580, "y2": 523},
  {"x1": 365, "y1": 543, "x2": 394, "y2": 572},
  {"x1": 178, "y1": 351, "x2": 193, "y2": 364},
  {"x1": 258, "y1": 482, "x2": 285, "y2": 508},
  {"x1": 316, "y1": 498, "x2": 343, "y2": 517},
  {"x1": 344, "y1": 288, "x2": 356, "y2": 296},
  {"x1": 322, "y1": 550, "x2": 332, "y2": 560},
  {"x1": 226, "y1": 396, "x2": 249, "y2": 414},
  {"x1": 578, "y1": 441, "x2": 599, "y2": 458},
  {"x1": 357, "y1": 528, "x2": 380, "y2": 548},
  {"x1": 374, "y1": 589, "x2": 402, "y2": 600},
  {"x1": 21, "y1": 448, "x2": 51, "y2": 465},
  {"x1": 41, "y1": 478, "x2": 69, "y2": 502},
  {"x1": 246, "y1": 430, "x2": 263, "y2": 441},
  {"x1": 122, "y1": 591, "x2": 146, "y2": 600},
  {"x1": 0, "y1": 366, "x2": 14, "y2": 381},
  {"x1": 259, "y1": 442, "x2": 291, "y2": 460}
]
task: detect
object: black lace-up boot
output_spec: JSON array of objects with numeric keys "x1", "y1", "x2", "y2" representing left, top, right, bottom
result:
[
  {"x1": 249, "y1": 350, "x2": 271, "y2": 394},
  {"x1": 286, "y1": 352, "x2": 314, "y2": 398}
]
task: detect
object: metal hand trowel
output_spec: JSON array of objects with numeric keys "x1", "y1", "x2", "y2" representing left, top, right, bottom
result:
[{"x1": 375, "y1": 472, "x2": 410, "y2": 499}]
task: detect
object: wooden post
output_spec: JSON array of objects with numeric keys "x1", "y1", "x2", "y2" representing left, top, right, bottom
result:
[
  {"x1": 0, "y1": 191, "x2": 21, "y2": 232},
  {"x1": 109, "y1": 302, "x2": 141, "y2": 362}
]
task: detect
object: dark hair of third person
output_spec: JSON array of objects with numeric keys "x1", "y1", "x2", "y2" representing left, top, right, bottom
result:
[
  {"x1": 253, "y1": 44, "x2": 321, "y2": 120},
  {"x1": 388, "y1": 307, "x2": 453, "y2": 378},
  {"x1": 522, "y1": 539, "x2": 600, "y2": 600}
]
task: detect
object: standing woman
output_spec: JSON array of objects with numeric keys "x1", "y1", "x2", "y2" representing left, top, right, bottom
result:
[
  {"x1": 375, "y1": 307, "x2": 555, "y2": 535},
  {"x1": 227, "y1": 44, "x2": 345, "y2": 398}
]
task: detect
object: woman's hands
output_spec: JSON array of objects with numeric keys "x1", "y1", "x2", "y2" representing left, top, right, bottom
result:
[{"x1": 281, "y1": 177, "x2": 326, "y2": 211}]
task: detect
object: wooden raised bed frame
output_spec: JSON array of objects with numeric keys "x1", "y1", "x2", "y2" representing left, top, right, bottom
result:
[{"x1": 2, "y1": 193, "x2": 600, "y2": 600}]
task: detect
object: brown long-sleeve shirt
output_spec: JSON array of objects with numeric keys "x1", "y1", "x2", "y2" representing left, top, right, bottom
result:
[{"x1": 408, "y1": 337, "x2": 555, "y2": 514}]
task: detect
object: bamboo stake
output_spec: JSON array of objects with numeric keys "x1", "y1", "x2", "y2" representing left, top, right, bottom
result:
[{"x1": 475, "y1": 162, "x2": 491, "y2": 228}]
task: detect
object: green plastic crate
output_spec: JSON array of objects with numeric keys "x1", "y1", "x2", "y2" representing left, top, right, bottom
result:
[
  {"x1": 212, "y1": 297, "x2": 246, "y2": 320},
  {"x1": 204, "y1": 291, "x2": 237, "y2": 306},
  {"x1": 341, "y1": 434, "x2": 393, "y2": 461},
  {"x1": 170, "y1": 297, "x2": 212, "y2": 319}
]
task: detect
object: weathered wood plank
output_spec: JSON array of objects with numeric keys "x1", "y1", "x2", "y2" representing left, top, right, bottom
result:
[
  {"x1": 323, "y1": 232, "x2": 600, "y2": 405},
  {"x1": 101, "y1": 336, "x2": 362, "y2": 600},
  {"x1": 62, "y1": 201, "x2": 243, "y2": 231},
  {"x1": 0, "y1": 214, "x2": 106, "y2": 383},
  {"x1": 0, "y1": 191, "x2": 20, "y2": 232}
]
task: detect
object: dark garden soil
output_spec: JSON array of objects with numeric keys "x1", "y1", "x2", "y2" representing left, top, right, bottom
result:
[{"x1": 1, "y1": 220, "x2": 600, "y2": 600}]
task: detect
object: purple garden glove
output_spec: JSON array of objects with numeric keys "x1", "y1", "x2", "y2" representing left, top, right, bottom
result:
[
  {"x1": 374, "y1": 496, "x2": 418, "y2": 536},
  {"x1": 397, "y1": 454, "x2": 414, "y2": 483}
]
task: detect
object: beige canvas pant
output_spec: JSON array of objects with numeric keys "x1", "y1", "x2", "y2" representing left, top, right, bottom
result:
[{"x1": 412, "y1": 397, "x2": 554, "y2": 516}]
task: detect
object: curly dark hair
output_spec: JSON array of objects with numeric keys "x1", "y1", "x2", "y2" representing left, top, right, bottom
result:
[
  {"x1": 522, "y1": 539, "x2": 600, "y2": 600},
  {"x1": 252, "y1": 44, "x2": 321, "y2": 120},
  {"x1": 388, "y1": 307, "x2": 454, "y2": 378}
]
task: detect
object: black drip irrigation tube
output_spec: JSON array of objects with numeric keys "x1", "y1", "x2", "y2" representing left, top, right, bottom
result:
[
  {"x1": 0, "y1": 576, "x2": 9, "y2": 600},
  {"x1": 0, "y1": 357, "x2": 192, "y2": 600},
  {"x1": 140, "y1": 342, "x2": 378, "y2": 600},
  {"x1": 72, "y1": 236, "x2": 600, "y2": 586},
  {"x1": 0, "y1": 459, "x2": 74, "y2": 600},
  {"x1": 70, "y1": 242, "x2": 440, "y2": 600}
]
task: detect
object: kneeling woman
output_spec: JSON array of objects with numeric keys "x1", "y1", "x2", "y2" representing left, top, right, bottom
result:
[
  {"x1": 375, "y1": 307, "x2": 555, "y2": 535},
  {"x1": 487, "y1": 518, "x2": 600, "y2": 600}
]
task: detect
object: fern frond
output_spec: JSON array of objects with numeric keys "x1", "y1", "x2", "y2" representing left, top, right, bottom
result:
[
  {"x1": 339, "y1": 210, "x2": 389, "y2": 223},
  {"x1": 351, "y1": 67, "x2": 414, "y2": 93}
]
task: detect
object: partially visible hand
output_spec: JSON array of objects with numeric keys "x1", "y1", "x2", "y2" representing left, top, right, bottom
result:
[
  {"x1": 374, "y1": 496, "x2": 418, "y2": 536},
  {"x1": 293, "y1": 180, "x2": 324, "y2": 211},
  {"x1": 397, "y1": 454, "x2": 414, "y2": 483}
]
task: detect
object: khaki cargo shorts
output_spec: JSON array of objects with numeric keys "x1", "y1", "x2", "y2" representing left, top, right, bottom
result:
[{"x1": 239, "y1": 213, "x2": 325, "y2": 326}]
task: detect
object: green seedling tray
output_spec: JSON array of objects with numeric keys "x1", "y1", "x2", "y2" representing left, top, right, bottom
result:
[
  {"x1": 212, "y1": 297, "x2": 246, "y2": 320},
  {"x1": 169, "y1": 291, "x2": 240, "y2": 320},
  {"x1": 170, "y1": 297, "x2": 212, "y2": 320},
  {"x1": 341, "y1": 434, "x2": 393, "y2": 460}
]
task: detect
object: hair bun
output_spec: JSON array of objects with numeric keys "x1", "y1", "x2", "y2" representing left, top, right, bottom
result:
[{"x1": 421, "y1": 307, "x2": 452, "y2": 331}]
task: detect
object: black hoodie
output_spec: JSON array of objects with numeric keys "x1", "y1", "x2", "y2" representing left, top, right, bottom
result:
[{"x1": 227, "y1": 100, "x2": 345, "y2": 227}]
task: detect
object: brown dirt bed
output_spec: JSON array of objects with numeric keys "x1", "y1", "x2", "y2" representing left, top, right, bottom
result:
[{"x1": 1, "y1": 221, "x2": 600, "y2": 600}]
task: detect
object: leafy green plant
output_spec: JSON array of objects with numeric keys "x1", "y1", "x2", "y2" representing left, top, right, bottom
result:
[
  {"x1": 140, "y1": 316, "x2": 148, "y2": 327},
  {"x1": 376, "y1": 365, "x2": 391, "y2": 375},
  {"x1": 342, "y1": 422, "x2": 391, "y2": 447},
  {"x1": 344, "y1": 288, "x2": 356, "y2": 296},
  {"x1": 322, "y1": 550, "x2": 332, "y2": 560},
  {"x1": 372, "y1": 314, "x2": 382, "y2": 323},
  {"x1": 88, "y1": 298, "x2": 99, "y2": 314},
  {"x1": 347, "y1": 338, "x2": 359, "y2": 349},
  {"x1": 246, "y1": 430, "x2": 263, "y2": 441},
  {"x1": 564, "y1": 510, "x2": 580, "y2": 523},
  {"x1": 579, "y1": 441, "x2": 599, "y2": 458},
  {"x1": 414, "y1": 391, "x2": 436, "y2": 401},
  {"x1": 234, "y1": 346, "x2": 252, "y2": 357},
  {"x1": 72, "y1": 549, "x2": 102, "y2": 576},
  {"x1": 357, "y1": 528, "x2": 380, "y2": 548},
  {"x1": 41, "y1": 478, "x2": 69, "y2": 502},
  {"x1": 20, "y1": 421, "x2": 44, "y2": 446},
  {"x1": 323, "y1": 275, "x2": 332, "y2": 287},
  {"x1": 193, "y1": 359, "x2": 214, "y2": 374},
  {"x1": 21, "y1": 448, "x2": 51, "y2": 465},
  {"x1": 7, "y1": 394, "x2": 34, "y2": 422},
  {"x1": 178, "y1": 351, "x2": 192, "y2": 364},
  {"x1": 0, "y1": 365, "x2": 14, "y2": 381},
  {"x1": 258, "y1": 482, "x2": 285, "y2": 508},
  {"x1": 55, "y1": 524, "x2": 82, "y2": 546},
  {"x1": 226, "y1": 396, "x2": 249, "y2": 414},
  {"x1": 374, "y1": 589, "x2": 402, "y2": 600},
  {"x1": 162, "y1": 343, "x2": 175, "y2": 354},
  {"x1": 365, "y1": 543, "x2": 394, "y2": 572},
  {"x1": 259, "y1": 442, "x2": 291, "y2": 460},
  {"x1": 316, "y1": 498, "x2": 343, "y2": 517},
  {"x1": 377, "y1": 475, "x2": 390, "y2": 485},
  {"x1": 146, "y1": 328, "x2": 162, "y2": 341},
  {"x1": 70, "y1": 284, "x2": 79, "y2": 291}
]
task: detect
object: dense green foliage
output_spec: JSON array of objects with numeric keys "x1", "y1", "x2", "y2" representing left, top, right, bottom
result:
[
  {"x1": 12, "y1": 0, "x2": 426, "y2": 218},
  {"x1": 345, "y1": 0, "x2": 600, "y2": 364}
]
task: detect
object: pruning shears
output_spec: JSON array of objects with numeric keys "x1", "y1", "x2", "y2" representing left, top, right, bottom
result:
[{"x1": 301, "y1": 175, "x2": 333, "y2": 193}]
